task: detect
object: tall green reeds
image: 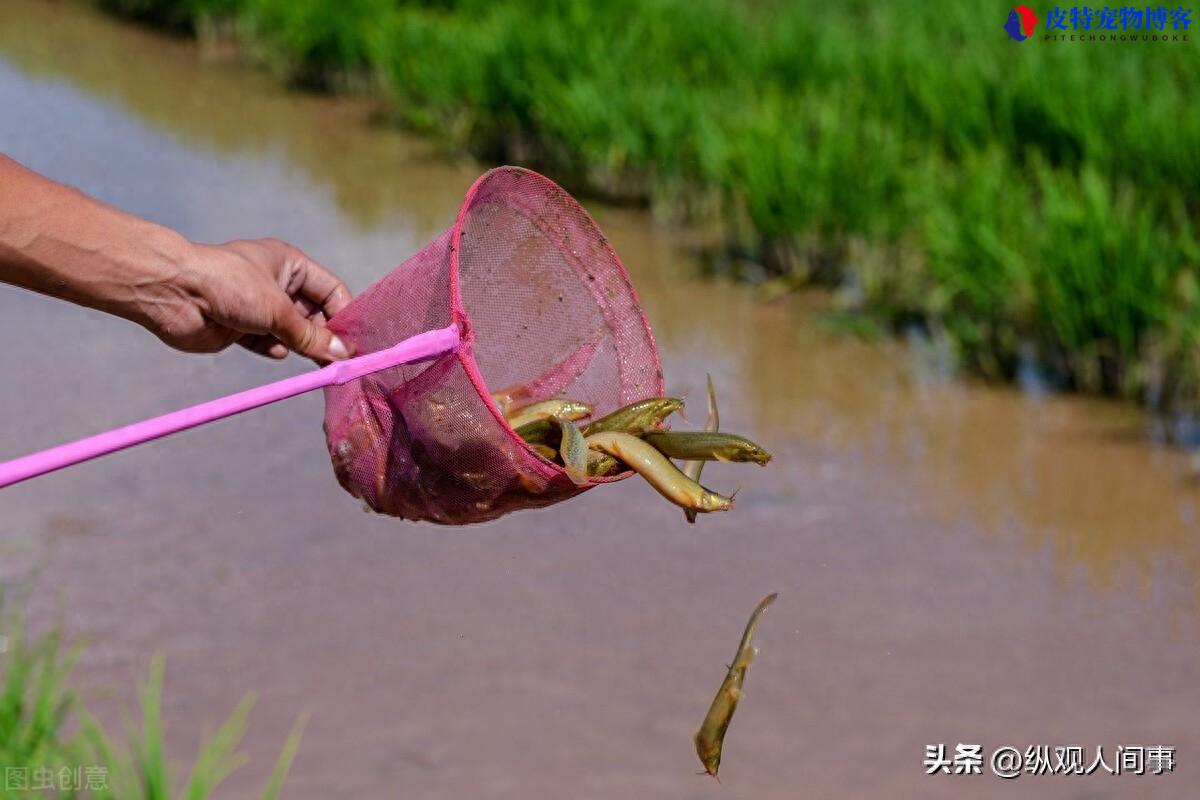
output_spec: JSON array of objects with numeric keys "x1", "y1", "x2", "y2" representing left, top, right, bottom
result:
[{"x1": 84, "y1": 0, "x2": 1200, "y2": 409}]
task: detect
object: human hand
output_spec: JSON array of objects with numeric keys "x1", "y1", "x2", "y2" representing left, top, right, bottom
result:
[
  {"x1": 142, "y1": 238, "x2": 354, "y2": 363},
  {"x1": 0, "y1": 157, "x2": 353, "y2": 362}
]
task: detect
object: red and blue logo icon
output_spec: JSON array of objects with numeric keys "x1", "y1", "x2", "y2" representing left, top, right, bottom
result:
[{"x1": 1005, "y1": 5, "x2": 1041, "y2": 39}]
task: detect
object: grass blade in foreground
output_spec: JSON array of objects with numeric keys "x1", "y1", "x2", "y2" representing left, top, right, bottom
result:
[{"x1": 1, "y1": 600, "x2": 307, "y2": 799}]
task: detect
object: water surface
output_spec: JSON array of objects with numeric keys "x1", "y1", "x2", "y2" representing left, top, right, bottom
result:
[{"x1": 1, "y1": 2, "x2": 1197, "y2": 797}]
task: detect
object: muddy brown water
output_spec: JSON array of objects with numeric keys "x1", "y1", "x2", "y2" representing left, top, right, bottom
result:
[{"x1": 1, "y1": 2, "x2": 1198, "y2": 798}]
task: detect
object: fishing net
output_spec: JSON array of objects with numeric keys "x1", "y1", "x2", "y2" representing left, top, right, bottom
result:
[{"x1": 322, "y1": 167, "x2": 663, "y2": 524}]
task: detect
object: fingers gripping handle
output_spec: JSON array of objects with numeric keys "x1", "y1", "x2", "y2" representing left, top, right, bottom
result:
[{"x1": 0, "y1": 323, "x2": 460, "y2": 489}]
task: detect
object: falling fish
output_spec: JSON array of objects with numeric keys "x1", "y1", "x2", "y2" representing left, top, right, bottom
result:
[{"x1": 694, "y1": 592, "x2": 778, "y2": 780}]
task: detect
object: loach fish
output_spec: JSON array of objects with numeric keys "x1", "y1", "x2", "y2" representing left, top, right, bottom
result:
[
  {"x1": 553, "y1": 417, "x2": 590, "y2": 485},
  {"x1": 583, "y1": 431, "x2": 733, "y2": 512},
  {"x1": 488, "y1": 332, "x2": 604, "y2": 416},
  {"x1": 641, "y1": 431, "x2": 771, "y2": 466},
  {"x1": 585, "y1": 451, "x2": 621, "y2": 477},
  {"x1": 490, "y1": 331, "x2": 606, "y2": 416},
  {"x1": 490, "y1": 386, "x2": 535, "y2": 417},
  {"x1": 682, "y1": 374, "x2": 719, "y2": 524},
  {"x1": 694, "y1": 592, "x2": 779, "y2": 780},
  {"x1": 504, "y1": 400, "x2": 594, "y2": 430},
  {"x1": 528, "y1": 443, "x2": 558, "y2": 461},
  {"x1": 580, "y1": 397, "x2": 684, "y2": 437},
  {"x1": 514, "y1": 418, "x2": 558, "y2": 447}
]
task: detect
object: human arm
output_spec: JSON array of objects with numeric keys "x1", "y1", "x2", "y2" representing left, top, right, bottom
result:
[{"x1": 0, "y1": 154, "x2": 352, "y2": 361}]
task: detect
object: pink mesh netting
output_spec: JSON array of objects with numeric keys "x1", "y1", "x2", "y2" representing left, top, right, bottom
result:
[{"x1": 322, "y1": 167, "x2": 663, "y2": 524}]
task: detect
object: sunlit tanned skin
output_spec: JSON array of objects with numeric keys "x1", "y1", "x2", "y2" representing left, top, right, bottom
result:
[
  {"x1": 0, "y1": 155, "x2": 352, "y2": 363},
  {"x1": 694, "y1": 592, "x2": 778, "y2": 779}
]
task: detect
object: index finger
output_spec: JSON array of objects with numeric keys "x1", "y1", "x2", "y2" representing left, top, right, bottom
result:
[{"x1": 294, "y1": 252, "x2": 353, "y2": 319}]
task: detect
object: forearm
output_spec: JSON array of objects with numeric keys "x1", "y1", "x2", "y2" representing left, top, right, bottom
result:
[
  {"x1": 0, "y1": 155, "x2": 350, "y2": 361},
  {"x1": 0, "y1": 154, "x2": 194, "y2": 328}
]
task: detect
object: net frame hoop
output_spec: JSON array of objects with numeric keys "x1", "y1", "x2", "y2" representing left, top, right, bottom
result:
[{"x1": 447, "y1": 166, "x2": 663, "y2": 485}]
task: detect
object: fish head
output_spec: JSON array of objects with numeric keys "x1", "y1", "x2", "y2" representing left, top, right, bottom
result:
[
  {"x1": 749, "y1": 445, "x2": 772, "y2": 465},
  {"x1": 699, "y1": 490, "x2": 735, "y2": 513},
  {"x1": 694, "y1": 732, "x2": 722, "y2": 779}
]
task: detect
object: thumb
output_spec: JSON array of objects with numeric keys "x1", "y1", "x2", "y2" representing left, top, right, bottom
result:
[{"x1": 270, "y1": 299, "x2": 352, "y2": 362}]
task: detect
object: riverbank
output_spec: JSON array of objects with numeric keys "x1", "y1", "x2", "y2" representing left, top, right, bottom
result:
[{"x1": 89, "y1": 0, "x2": 1200, "y2": 412}]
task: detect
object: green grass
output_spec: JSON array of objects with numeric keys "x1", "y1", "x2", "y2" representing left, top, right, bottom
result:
[
  {"x1": 84, "y1": 0, "x2": 1200, "y2": 410},
  {"x1": 0, "y1": 604, "x2": 82, "y2": 782},
  {"x1": 0, "y1": 597, "x2": 306, "y2": 798}
]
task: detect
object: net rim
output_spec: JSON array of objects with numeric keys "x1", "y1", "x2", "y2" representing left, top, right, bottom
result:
[{"x1": 447, "y1": 166, "x2": 664, "y2": 486}]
